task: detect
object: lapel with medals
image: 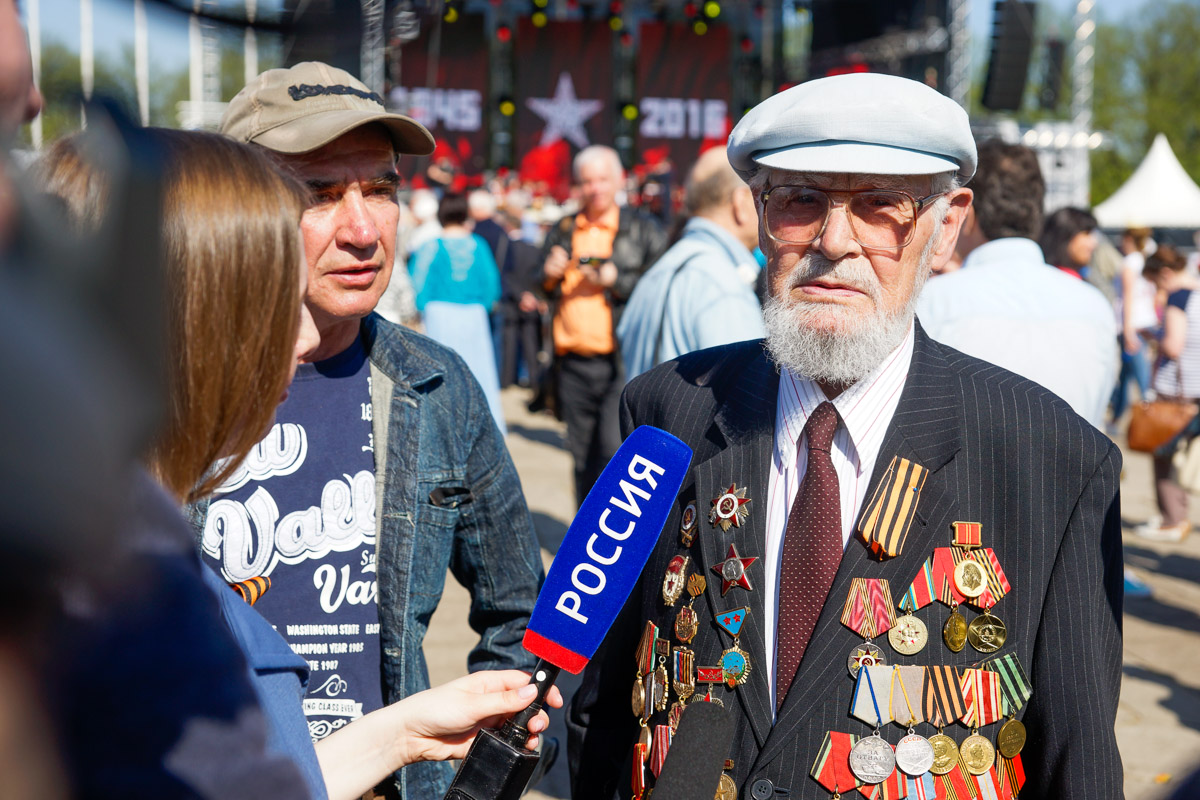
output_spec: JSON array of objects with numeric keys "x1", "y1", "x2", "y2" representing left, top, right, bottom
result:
[{"x1": 747, "y1": 324, "x2": 966, "y2": 776}]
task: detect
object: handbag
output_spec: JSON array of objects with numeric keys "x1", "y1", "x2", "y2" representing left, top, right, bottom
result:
[{"x1": 1127, "y1": 361, "x2": 1198, "y2": 453}]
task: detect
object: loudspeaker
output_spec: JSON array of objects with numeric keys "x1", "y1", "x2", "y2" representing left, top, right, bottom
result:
[
  {"x1": 1040, "y1": 37, "x2": 1065, "y2": 111},
  {"x1": 982, "y1": 0, "x2": 1037, "y2": 112}
]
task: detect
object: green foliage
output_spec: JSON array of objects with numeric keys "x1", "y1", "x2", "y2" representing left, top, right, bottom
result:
[{"x1": 1090, "y1": 1, "x2": 1200, "y2": 204}]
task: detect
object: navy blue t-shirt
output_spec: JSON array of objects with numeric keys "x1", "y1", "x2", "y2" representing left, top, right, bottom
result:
[{"x1": 201, "y1": 336, "x2": 384, "y2": 741}]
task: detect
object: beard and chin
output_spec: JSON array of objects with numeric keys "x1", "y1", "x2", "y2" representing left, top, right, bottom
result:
[{"x1": 762, "y1": 236, "x2": 935, "y2": 389}]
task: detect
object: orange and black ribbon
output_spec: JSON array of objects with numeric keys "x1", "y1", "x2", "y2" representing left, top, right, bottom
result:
[
  {"x1": 841, "y1": 578, "x2": 898, "y2": 639},
  {"x1": 935, "y1": 757, "x2": 980, "y2": 800},
  {"x1": 997, "y1": 754, "x2": 1026, "y2": 800},
  {"x1": 858, "y1": 456, "x2": 928, "y2": 558},
  {"x1": 966, "y1": 549, "x2": 1012, "y2": 610},
  {"x1": 229, "y1": 576, "x2": 271, "y2": 606},
  {"x1": 924, "y1": 665, "x2": 966, "y2": 727}
]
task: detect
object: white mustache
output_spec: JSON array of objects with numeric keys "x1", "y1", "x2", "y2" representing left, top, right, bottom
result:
[{"x1": 785, "y1": 254, "x2": 882, "y2": 300}]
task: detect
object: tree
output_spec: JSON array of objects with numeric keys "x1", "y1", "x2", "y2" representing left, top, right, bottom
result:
[{"x1": 1090, "y1": 1, "x2": 1200, "y2": 204}]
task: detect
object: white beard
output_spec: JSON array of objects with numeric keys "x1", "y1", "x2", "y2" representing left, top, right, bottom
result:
[{"x1": 763, "y1": 241, "x2": 934, "y2": 389}]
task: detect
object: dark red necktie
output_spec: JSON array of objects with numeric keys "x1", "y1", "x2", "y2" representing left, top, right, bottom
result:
[{"x1": 776, "y1": 401, "x2": 843, "y2": 712}]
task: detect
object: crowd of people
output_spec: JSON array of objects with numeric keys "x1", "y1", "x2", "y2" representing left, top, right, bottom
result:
[{"x1": 2, "y1": 0, "x2": 1198, "y2": 797}]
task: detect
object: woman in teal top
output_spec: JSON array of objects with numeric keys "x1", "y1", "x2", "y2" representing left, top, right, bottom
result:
[{"x1": 409, "y1": 193, "x2": 506, "y2": 434}]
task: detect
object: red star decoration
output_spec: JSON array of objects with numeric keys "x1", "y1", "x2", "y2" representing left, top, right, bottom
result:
[{"x1": 711, "y1": 544, "x2": 758, "y2": 595}]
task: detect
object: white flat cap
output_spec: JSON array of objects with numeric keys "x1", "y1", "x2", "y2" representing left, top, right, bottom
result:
[{"x1": 727, "y1": 73, "x2": 976, "y2": 184}]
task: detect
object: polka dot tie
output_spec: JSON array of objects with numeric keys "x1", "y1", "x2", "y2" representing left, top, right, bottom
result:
[{"x1": 775, "y1": 400, "x2": 843, "y2": 712}]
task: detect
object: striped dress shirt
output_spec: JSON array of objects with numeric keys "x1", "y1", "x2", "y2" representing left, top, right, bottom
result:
[{"x1": 764, "y1": 324, "x2": 914, "y2": 715}]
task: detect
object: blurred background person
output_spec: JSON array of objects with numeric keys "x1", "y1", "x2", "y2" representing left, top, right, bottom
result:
[
  {"x1": 919, "y1": 139, "x2": 1116, "y2": 428},
  {"x1": 1136, "y1": 244, "x2": 1198, "y2": 543},
  {"x1": 409, "y1": 191, "x2": 505, "y2": 435},
  {"x1": 1041, "y1": 207, "x2": 1099, "y2": 280},
  {"x1": 1111, "y1": 225, "x2": 1159, "y2": 429},
  {"x1": 496, "y1": 209, "x2": 548, "y2": 394},
  {"x1": 618, "y1": 146, "x2": 764, "y2": 379},
  {"x1": 537, "y1": 145, "x2": 667, "y2": 505},
  {"x1": 407, "y1": 188, "x2": 443, "y2": 253}
]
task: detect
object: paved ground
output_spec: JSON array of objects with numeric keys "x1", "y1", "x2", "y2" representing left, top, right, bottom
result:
[{"x1": 424, "y1": 387, "x2": 1200, "y2": 799}]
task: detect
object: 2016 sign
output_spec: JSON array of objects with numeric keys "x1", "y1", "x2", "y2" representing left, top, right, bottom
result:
[{"x1": 640, "y1": 97, "x2": 727, "y2": 140}]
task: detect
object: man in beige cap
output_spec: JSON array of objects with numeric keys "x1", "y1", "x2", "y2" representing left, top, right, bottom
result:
[
  {"x1": 570, "y1": 73, "x2": 1122, "y2": 800},
  {"x1": 203, "y1": 62, "x2": 544, "y2": 800}
]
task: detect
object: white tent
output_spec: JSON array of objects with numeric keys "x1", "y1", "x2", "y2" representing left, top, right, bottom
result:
[{"x1": 1094, "y1": 133, "x2": 1200, "y2": 229}]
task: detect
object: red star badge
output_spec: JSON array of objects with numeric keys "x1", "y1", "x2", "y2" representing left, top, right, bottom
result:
[{"x1": 711, "y1": 544, "x2": 758, "y2": 595}]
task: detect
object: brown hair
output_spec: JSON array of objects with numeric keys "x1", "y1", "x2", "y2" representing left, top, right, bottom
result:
[
  {"x1": 37, "y1": 129, "x2": 310, "y2": 503},
  {"x1": 1143, "y1": 244, "x2": 1186, "y2": 281}
]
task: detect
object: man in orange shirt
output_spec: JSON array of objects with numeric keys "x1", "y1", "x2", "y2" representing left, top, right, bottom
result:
[{"x1": 539, "y1": 146, "x2": 668, "y2": 505}]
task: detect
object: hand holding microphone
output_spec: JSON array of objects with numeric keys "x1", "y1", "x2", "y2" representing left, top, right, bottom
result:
[{"x1": 443, "y1": 426, "x2": 692, "y2": 800}]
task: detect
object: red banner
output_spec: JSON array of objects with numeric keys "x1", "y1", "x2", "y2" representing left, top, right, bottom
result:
[
  {"x1": 514, "y1": 19, "x2": 614, "y2": 198},
  {"x1": 387, "y1": 14, "x2": 489, "y2": 178},
  {"x1": 635, "y1": 22, "x2": 732, "y2": 174}
]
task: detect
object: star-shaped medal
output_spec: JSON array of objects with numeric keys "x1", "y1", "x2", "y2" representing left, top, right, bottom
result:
[
  {"x1": 709, "y1": 484, "x2": 751, "y2": 531},
  {"x1": 711, "y1": 544, "x2": 757, "y2": 595}
]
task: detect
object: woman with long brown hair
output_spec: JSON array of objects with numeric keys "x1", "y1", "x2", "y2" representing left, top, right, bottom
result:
[{"x1": 38, "y1": 129, "x2": 556, "y2": 800}]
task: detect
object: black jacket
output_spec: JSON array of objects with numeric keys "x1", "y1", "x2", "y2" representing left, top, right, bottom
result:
[{"x1": 567, "y1": 324, "x2": 1124, "y2": 800}]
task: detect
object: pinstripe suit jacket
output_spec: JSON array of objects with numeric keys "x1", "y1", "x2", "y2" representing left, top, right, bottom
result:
[{"x1": 566, "y1": 324, "x2": 1124, "y2": 800}]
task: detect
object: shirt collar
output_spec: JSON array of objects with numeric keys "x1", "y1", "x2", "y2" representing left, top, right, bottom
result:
[
  {"x1": 775, "y1": 323, "x2": 916, "y2": 474},
  {"x1": 962, "y1": 237, "x2": 1046, "y2": 270},
  {"x1": 682, "y1": 216, "x2": 756, "y2": 265},
  {"x1": 575, "y1": 204, "x2": 620, "y2": 232}
]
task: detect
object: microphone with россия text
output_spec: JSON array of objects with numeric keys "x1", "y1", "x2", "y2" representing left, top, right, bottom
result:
[{"x1": 442, "y1": 425, "x2": 692, "y2": 800}]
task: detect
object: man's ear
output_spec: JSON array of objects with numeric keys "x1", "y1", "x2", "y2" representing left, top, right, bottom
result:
[
  {"x1": 732, "y1": 185, "x2": 756, "y2": 227},
  {"x1": 928, "y1": 188, "x2": 973, "y2": 271}
]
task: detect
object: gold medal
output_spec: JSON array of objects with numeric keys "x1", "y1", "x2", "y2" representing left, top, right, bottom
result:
[
  {"x1": 943, "y1": 602, "x2": 967, "y2": 653},
  {"x1": 631, "y1": 677, "x2": 646, "y2": 718},
  {"x1": 953, "y1": 559, "x2": 987, "y2": 598},
  {"x1": 672, "y1": 646, "x2": 696, "y2": 700},
  {"x1": 960, "y1": 732, "x2": 996, "y2": 775},
  {"x1": 719, "y1": 644, "x2": 751, "y2": 687},
  {"x1": 680, "y1": 501, "x2": 698, "y2": 546},
  {"x1": 928, "y1": 732, "x2": 959, "y2": 775},
  {"x1": 715, "y1": 773, "x2": 737, "y2": 800},
  {"x1": 668, "y1": 701, "x2": 685, "y2": 735},
  {"x1": 967, "y1": 610, "x2": 1007, "y2": 653},
  {"x1": 655, "y1": 663, "x2": 669, "y2": 712},
  {"x1": 997, "y1": 717, "x2": 1026, "y2": 758},
  {"x1": 888, "y1": 613, "x2": 928, "y2": 656},
  {"x1": 674, "y1": 605, "x2": 699, "y2": 643},
  {"x1": 638, "y1": 724, "x2": 652, "y2": 759}
]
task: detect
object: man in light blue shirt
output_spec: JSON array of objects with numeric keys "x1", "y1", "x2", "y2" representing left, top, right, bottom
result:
[
  {"x1": 618, "y1": 147, "x2": 766, "y2": 378},
  {"x1": 917, "y1": 140, "x2": 1116, "y2": 428}
]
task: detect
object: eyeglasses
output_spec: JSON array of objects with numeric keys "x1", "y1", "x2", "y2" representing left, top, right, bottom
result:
[{"x1": 760, "y1": 185, "x2": 945, "y2": 251}]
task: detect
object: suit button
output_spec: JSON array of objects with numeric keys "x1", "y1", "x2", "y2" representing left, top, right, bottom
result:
[{"x1": 750, "y1": 778, "x2": 774, "y2": 800}]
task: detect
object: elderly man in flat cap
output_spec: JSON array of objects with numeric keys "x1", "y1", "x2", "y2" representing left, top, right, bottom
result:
[{"x1": 567, "y1": 74, "x2": 1122, "y2": 800}]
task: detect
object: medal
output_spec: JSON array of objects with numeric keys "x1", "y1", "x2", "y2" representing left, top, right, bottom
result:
[
  {"x1": 715, "y1": 606, "x2": 752, "y2": 687},
  {"x1": 849, "y1": 733, "x2": 896, "y2": 785},
  {"x1": 638, "y1": 724, "x2": 652, "y2": 756},
  {"x1": 667, "y1": 701, "x2": 685, "y2": 734},
  {"x1": 631, "y1": 676, "x2": 646, "y2": 718},
  {"x1": 996, "y1": 718, "x2": 1026, "y2": 759},
  {"x1": 715, "y1": 772, "x2": 737, "y2": 800},
  {"x1": 963, "y1": 547, "x2": 1012, "y2": 611},
  {"x1": 697, "y1": 666, "x2": 724, "y2": 685},
  {"x1": 631, "y1": 742, "x2": 648, "y2": 798},
  {"x1": 695, "y1": 687, "x2": 725, "y2": 707},
  {"x1": 711, "y1": 544, "x2": 757, "y2": 595},
  {"x1": 672, "y1": 646, "x2": 695, "y2": 700},
  {"x1": 847, "y1": 642, "x2": 887, "y2": 678},
  {"x1": 709, "y1": 483, "x2": 751, "y2": 531},
  {"x1": 810, "y1": 732, "x2": 864, "y2": 795},
  {"x1": 654, "y1": 638, "x2": 670, "y2": 712},
  {"x1": 662, "y1": 555, "x2": 690, "y2": 606},
  {"x1": 927, "y1": 733, "x2": 959, "y2": 776},
  {"x1": 967, "y1": 610, "x2": 1007, "y2": 653},
  {"x1": 674, "y1": 574, "x2": 706, "y2": 643},
  {"x1": 895, "y1": 733, "x2": 935, "y2": 777},
  {"x1": 959, "y1": 732, "x2": 996, "y2": 776},
  {"x1": 633, "y1": 621, "x2": 657, "y2": 722},
  {"x1": 857, "y1": 456, "x2": 928, "y2": 558},
  {"x1": 680, "y1": 501, "x2": 698, "y2": 546},
  {"x1": 889, "y1": 613, "x2": 928, "y2": 655},
  {"x1": 953, "y1": 559, "x2": 987, "y2": 598},
  {"x1": 942, "y1": 601, "x2": 967, "y2": 653}
]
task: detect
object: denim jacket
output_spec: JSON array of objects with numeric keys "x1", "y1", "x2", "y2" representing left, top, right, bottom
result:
[{"x1": 195, "y1": 314, "x2": 544, "y2": 799}]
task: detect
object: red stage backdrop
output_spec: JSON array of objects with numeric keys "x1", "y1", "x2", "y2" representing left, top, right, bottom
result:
[
  {"x1": 514, "y1": 19, "x2": 614, "y2": 199},
  {"x1": 387, "y1": 14, "x2": 488, "y2": 178},
  {"x1": 635, "y1": 22, "x2": 732, "y2": 173}
]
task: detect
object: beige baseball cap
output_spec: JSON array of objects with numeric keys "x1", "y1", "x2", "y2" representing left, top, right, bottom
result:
[{"x1": 220, "y1": 61, "x2": 435, "y2": 156}]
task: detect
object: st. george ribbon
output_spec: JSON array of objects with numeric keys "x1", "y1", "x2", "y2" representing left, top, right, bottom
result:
[{"x1": 443, "y1": 426, "x2": 692, "y2": 800}]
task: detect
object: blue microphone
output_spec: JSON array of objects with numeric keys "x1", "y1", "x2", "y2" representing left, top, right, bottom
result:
[{"x1": 443, "y1": 426, "x2": 692, "y2": 800}]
